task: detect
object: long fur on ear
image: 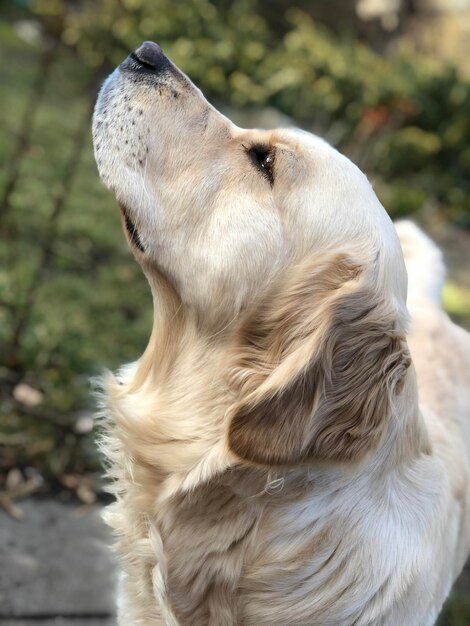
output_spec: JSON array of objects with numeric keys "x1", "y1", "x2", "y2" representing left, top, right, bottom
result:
[{"x1": 227, "y1": 252, "x2": 411, "y2": 466}]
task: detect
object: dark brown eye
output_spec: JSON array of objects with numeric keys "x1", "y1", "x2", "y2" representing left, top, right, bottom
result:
[
  {"x1": 246, "y1": 144, "x2": 275, "y2": 184},
  {"x1": 259, "y1": 152, "x2": 274, "y2": 171}
]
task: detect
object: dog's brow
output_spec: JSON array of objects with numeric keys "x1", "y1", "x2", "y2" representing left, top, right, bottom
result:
[
  {"x1": 276, "y1": 145, "x2": 298, "y2": 166},
  {"x1": 200, "y1": 109, "x2": 210, "y2": 131}
]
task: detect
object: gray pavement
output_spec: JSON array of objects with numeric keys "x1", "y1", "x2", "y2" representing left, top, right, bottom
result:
[{"x1": 0, "y1": 498, "x2": 116, "y2": 625}]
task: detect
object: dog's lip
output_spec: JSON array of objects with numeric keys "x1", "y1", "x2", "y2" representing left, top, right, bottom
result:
[{"x1": 119, "y1": 202, "x2": 145, "y2": 253}]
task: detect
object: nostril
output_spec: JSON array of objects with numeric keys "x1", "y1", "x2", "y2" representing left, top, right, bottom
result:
[{"x1": 132, "y1": 41, "x2": 166, "y2": 71}]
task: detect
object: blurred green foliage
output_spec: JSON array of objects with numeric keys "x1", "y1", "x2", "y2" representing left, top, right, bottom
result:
[
  {"x1": 437, "y1": 591, "x2": 470, "y2": 626},
  {"x1": 0, "y1": 39, "x2": 152, "y2": 479},
  {"x1": 0, "y1": 0, "x2": 469, "y2": 478}
]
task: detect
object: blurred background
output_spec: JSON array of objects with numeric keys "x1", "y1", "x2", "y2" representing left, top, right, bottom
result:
[{"x1": 0, "y1": 1, "x2": 469, "y2": 624}]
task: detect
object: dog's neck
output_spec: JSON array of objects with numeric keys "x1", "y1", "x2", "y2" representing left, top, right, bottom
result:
[{"x1": 107, "y1": 298, "x2": 431, "y2": 499}]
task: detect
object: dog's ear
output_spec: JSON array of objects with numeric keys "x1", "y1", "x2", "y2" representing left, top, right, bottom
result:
[{"x1": 227, "y1": 253, "x2": 410, "y2": 466}]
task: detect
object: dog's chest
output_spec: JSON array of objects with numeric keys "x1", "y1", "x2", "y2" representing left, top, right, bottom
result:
[{"x1": 155, "y1": 475, "x2": 262, "y2": 625}]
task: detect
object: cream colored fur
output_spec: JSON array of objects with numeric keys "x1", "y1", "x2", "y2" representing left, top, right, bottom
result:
[{"x1": 92, "y1": 45, "x2": 470, "y2": 625}]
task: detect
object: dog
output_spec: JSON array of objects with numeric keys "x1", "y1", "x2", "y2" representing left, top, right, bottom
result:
[{"x1": 92, "y1": 41, "x2": 470, "y2": 625}]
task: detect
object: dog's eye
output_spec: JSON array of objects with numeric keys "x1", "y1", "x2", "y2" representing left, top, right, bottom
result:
[{"x1": 246, "y1": 145, "x2": 275, "y2": 184}]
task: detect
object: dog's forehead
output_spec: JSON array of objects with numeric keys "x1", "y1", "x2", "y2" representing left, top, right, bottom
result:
[
  {"x1": 260, "y1": 128, "x2": 369, "y2": 188},
  {"x1": 255, "y1": 128, "x2": 350, "y2": 170},
  {"x1": 277, "y1": 128, "x2": 343, "y2": 161}
]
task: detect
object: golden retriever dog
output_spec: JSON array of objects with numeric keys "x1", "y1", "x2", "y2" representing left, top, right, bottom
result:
[{"x1": 92, "y1": 42, "x2": 470, "y2": 625}]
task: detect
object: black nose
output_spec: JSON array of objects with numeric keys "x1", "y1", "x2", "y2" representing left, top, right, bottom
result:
[{"x1": 129, "y1": 41, "x2": 168, "y2": 73}]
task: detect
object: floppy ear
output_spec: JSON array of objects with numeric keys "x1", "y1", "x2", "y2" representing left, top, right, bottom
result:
[{"x1": 227, "y1": 252, "x2": 411, "y2": 466}]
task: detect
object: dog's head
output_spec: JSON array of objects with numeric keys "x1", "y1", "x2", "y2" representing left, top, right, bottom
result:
[{"x1": 93, "y1": 42, "x2": 412, "y2": 468}]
